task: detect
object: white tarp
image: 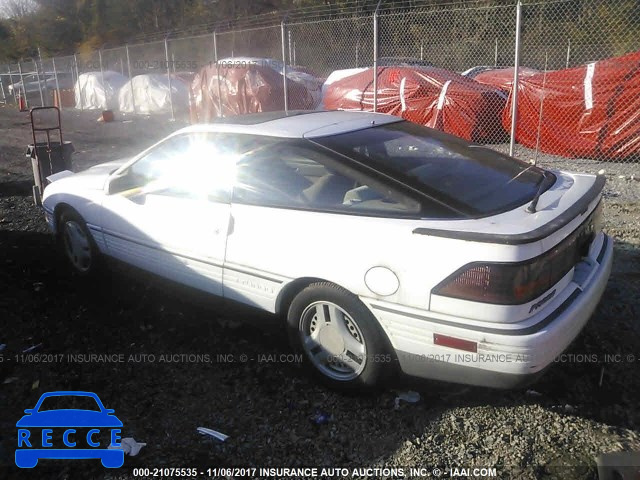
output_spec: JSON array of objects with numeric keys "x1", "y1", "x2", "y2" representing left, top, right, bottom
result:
[
  {"x1": 74, "y1": 71, "x2": 129, "y2": 110},
  {"x1": 118, "y1": 74, "x2": 189, "y2": 114}
]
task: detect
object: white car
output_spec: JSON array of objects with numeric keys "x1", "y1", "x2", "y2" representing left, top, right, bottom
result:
[{"x1": 42, "y1": 110, "x2": 613, "y2": 390}]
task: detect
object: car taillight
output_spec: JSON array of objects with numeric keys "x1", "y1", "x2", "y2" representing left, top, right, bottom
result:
[
  {"x1": 433, "y1": 201, "x2": 602, "y2": 305},
  {"x1": 433, "y1": 259, "x2": 557, "y2": 304}
]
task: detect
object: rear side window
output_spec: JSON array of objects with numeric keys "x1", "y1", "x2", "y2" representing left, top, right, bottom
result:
[
  {"x1": 315, "y1": 121, "x2": 555, "y2": 217},
  {"x1": 232, "y1": 140, "x2": 421, "y2": 216}
]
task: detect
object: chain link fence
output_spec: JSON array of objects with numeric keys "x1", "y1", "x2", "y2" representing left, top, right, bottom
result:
[{"x1": 0, "y1": 0, "x2": 638, "y2": 169}]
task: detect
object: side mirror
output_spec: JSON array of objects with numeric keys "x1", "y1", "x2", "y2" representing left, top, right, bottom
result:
[
  {"x1": 24, "y1": 409, "x2": 34, "y2": 415},
  {"x1": 106, "y1": 170, "x2": 130, "y2": 195},
  {"x1": 105, "y1": 409, "x2": 115, "y2": 414}
]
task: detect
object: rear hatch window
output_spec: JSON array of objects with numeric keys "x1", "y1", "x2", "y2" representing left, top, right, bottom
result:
[{"x1": 314, "y1": 121, "x2": 555, "y2": 217}]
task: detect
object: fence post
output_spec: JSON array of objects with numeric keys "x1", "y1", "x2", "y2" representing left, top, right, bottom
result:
[
  {"x1": 75, "y1": 54, "x2": 84, "y2": 110},
  {"x1": 8, "y1": 66, "x2": 16, "y2": 103},
  {"x1": 164, "y1": 36, "x2": 175, "y2": 121},
  {"x1": 99, "y1": 48, "x2": 106, "y2": 98},
  {"x1": 566, "y1": 38, "x2": 571, "y2": 68},
  {"x1": 34, "y1": 57, "x2": 44, "y2": 107},
  {"x1": 52, "y1": 57, "x2": 61, "y2": 109},
  {"x1": 18, "y1": 61, "x2": 29, "y2": 109},
  {"x1": 126, "y1": 44, "x2": 136, "y2": 114},
  {"x1": 509, "y1": 0, "x2": 522, "y2": 157},
  {"x1": 281, "y1": 19, "x2": 288, "y2": 113},
  {"x1": 69, "y1": 58, "x2": 76, "y2": 101},
  {"x1": 534, "y1": 51, "x2": 549, "y2": 166},
  {"x1": 213, "y1": 31, "x2": 223, "y2": 118},
  {"x1": 373, "y1": 0, "x2": 382, "y2": 112},
  {"x1": 99, "y1": 47, "x2": 107, "y2": 112},
  {"x1": 494, "y1": 38, "x2": 499, "y2": 66},
  {"x1": 38, "y1": 47, "x2": 47, "y2": 106}
]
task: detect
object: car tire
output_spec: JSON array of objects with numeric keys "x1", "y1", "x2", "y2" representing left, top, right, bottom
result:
[
  {"x1": 287, "y1": 282, "x2": 394, "y2": 391},
  {"x1": 57, "y1": 209, "x2": 100, "y2": 277}
]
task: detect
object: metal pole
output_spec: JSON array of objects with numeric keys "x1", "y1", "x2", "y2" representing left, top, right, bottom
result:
[
  {"x1": 18, "y1": 61, "x2": 28, "y2": 108},
  {"x1": 99, "y1": 49, "x2": 106, "y2": 97},
  {"x1": 293, "y1": 41, "x2": 296, "y2": 66},
  {"x1": 533, "y1": 51, "x2": 549, "y2": 167},
  {"x1": 34, "y1": 58, "x2": 45, "y2": 106},
  {"x1": 38, "y1": 47, "x2": 48, "y2": 105},
  {"x1": 281, "y1": 20, "x2": 288, "y2": 113},
  {"x1": 373, "y1": 0, "x2": 382, "y2": 112},
  {"x1": 420, "y1": 40, "x2": 424, "y2": 61},
  {"x1": 120, "y1": 57, "x2": 124, "y2": 76},
  {"x1": 126, "y1": 44, "x2": 136, "y2": 114},
  {"x1": 164, "y1": 37, "x2": 175, "y2": 121},
  {"x1": 356, "y1": 44, "x2": 359, "y2": 68},
  {"x1": 214, "y1": 31, "x2": 223, "y2": 118},
  {"x1": 509, "y1": 1, "x2": 522, "y2": 157},
  {"x1": 566, "y1": 38, "x2": 571, "y2": 68},
  {"x1": 288, "y1": 30, "x2": 292, "y2": 65},
  {"x1": 75, "y1": 54, "x2": 84, "y2": 110},
  {"x1": 494, "y1": 38, "x2": 499, "y2": 66},
  {"x1": 69, "y1": 58, "x2": 76, "y2": 101},
  {"x1": 52, "y1": 57, "x2": 61, "y2": 109},
  {"x1": 8, "y1": 66, "x2": 16, "y2": 103}
]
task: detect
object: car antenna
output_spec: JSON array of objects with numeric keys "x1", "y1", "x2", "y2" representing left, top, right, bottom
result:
[{"x1": 526, "y1": 171, "x2": 547, "y2": 214}]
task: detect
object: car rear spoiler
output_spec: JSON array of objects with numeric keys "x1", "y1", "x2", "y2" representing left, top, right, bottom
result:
[{"x1": 412, "y1": 175, "x2": 606, "y2": 245}]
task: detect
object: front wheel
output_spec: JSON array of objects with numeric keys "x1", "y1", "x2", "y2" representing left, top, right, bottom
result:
[
  {"x1": 287, "y1": 282, "x2": 394, "y2": 391},
  {"x1": 58, "y1": 209, "x2": 100, "y2": 276}
]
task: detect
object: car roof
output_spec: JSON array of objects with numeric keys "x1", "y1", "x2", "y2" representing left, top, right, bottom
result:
[{"x1": 177, "y1": 110, "x2": 403, "y2": 139}]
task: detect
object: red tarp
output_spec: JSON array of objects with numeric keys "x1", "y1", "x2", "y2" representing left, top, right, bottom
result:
[
  {"x1": 502, "y1": 51, "x2": 640, "y2": 159},
  {"x1": 474, "y1": 67, "x2": 539, "y2": 92},
  {"x1": 190, "y1": 64, "x2": 314, "y2": 122},
  {"x1": 323, "y1": 66, "x2": 507, "y2": 143}
]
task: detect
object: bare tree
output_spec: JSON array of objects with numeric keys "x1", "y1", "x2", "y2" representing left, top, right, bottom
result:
[{"x1": 0, "y1": 0, "x2": 37, "y2": 19}]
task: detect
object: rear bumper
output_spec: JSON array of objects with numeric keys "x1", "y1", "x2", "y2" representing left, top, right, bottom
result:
[{"x1": 373, "y1": 234, "x2": 614, "y2": 389}]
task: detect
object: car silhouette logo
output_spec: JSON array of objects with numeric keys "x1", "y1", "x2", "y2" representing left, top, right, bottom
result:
[{"x1": 15, "y1": 391, "x2": 124, "y2": 468}]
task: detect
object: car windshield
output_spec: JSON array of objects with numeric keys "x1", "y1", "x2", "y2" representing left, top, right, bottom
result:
[
  {"x1": 38, "y1": 395, "x2": 102, "y2": 412},
  {"x1": 314, "y1": 121, "x2": 555, "y2": 217}
]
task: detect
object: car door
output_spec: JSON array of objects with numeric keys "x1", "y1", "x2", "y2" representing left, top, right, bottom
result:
[
  {"x1": 100, "y1": 132, "x2": 233, "y2": 296},
  {"x1": 223, "y1": 139, "x2": 421, "y2": 311}
]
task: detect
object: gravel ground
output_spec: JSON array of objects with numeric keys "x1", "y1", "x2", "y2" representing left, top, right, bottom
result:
[{"x1": 0, "y1": 104, "x2": 639, "y2": 480}]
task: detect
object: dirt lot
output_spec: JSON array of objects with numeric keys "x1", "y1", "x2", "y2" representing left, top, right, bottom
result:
[{"x1": 0, "y1": 104, "x2": 639, "y2": 480}]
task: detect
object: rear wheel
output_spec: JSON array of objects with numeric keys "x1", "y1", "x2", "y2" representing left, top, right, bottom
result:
[
  {"x1": 287, "y1": 282, "x2": 393, "y2": 390},
  {"x1": 58, "y1": 209, "x2": 100, "y2": 276}
]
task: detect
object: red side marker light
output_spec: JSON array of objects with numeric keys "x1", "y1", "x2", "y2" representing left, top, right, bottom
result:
[{"x1": 433, "y1": 334, "x2": 477, "y2": 353}]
